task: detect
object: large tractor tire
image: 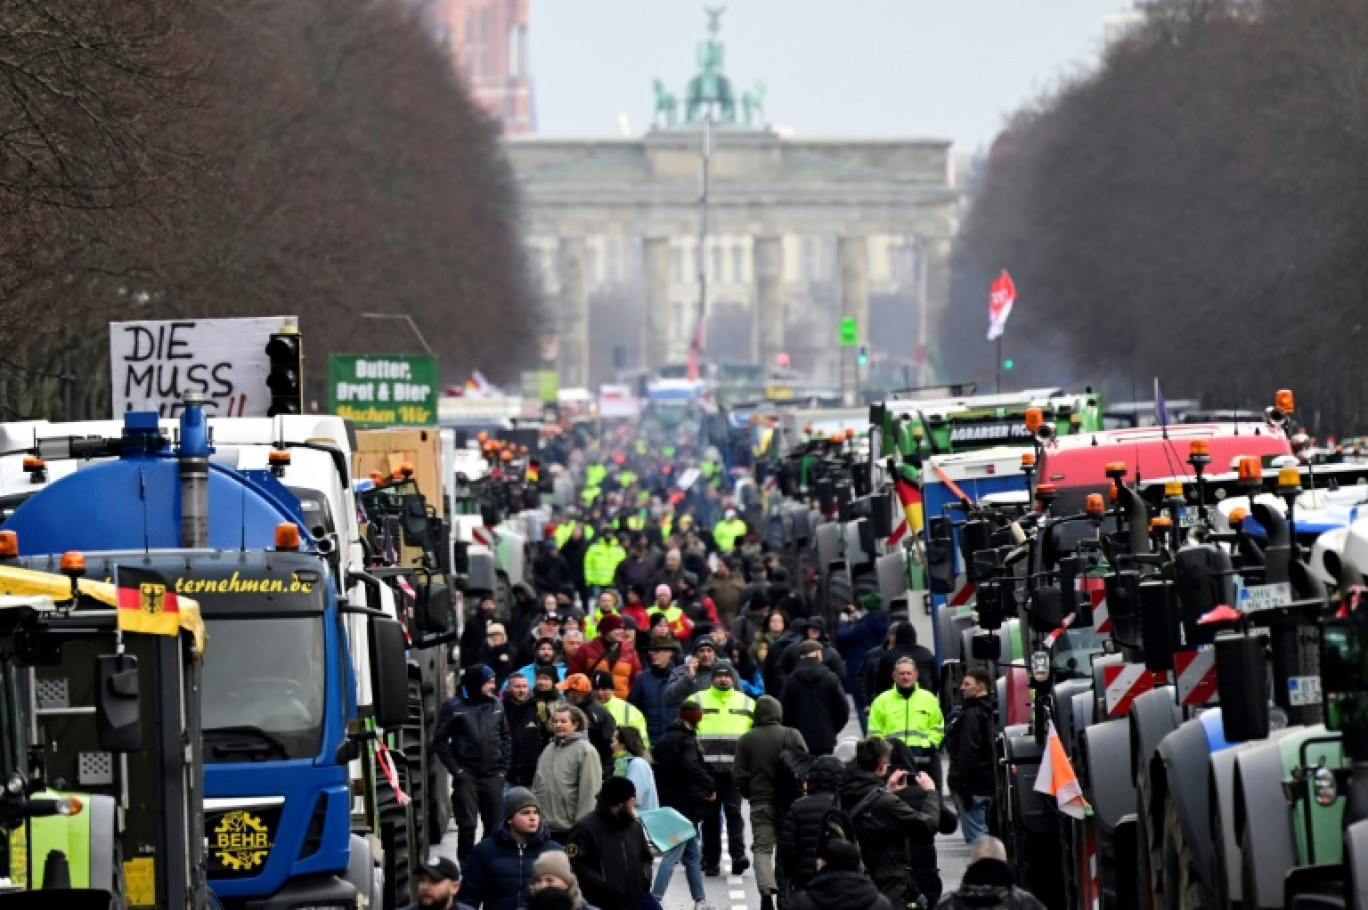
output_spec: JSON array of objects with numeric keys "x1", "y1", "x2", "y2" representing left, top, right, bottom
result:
[
  {"x1": 1162, "y1": 800, "x2": 1214, "y2": 910},
  {"x1": 378, "y1": 748, "x2": 417, "y2": 910},
  {"x1": 1135, "y1": 768, "x2": 1161, "y2": 910}
]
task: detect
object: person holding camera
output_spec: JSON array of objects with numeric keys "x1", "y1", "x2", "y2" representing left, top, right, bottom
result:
[{"x1": 839, "y1": 737, "x2": 940, "y2": 908}]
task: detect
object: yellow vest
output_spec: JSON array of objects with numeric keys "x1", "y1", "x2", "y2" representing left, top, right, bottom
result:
[
  {"x1": 688, "y1": 687, "x2": 754, "y2": 769},
  {"x1": 604, "y1": 696, "x2": 650, "y2": 748},
  {"x1": 713, "y1": 518, "x2": 747, "y2": 553}
]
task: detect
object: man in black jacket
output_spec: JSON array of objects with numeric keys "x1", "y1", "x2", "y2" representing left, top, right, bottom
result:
[
  {"x1": 780, "y1": 755, "x2": 848, "y2": 894},
  {"x1": 565, "y1": 776, "x2": 654, "y2": 909},
  {"x1": 776, "y1": 617, "x2": 847, "y2": 684},
  {"x1": 873, "y1": 621, "x2": 938, "y2": 699},
  {"x1": 503, "y1": 672, "x2": 546, "y2": 788},
  {"x1": 434, "y1": 664, "x2": 513, "y2": 860},
  {"x1": 650, "y1": 702, "x2": 716, "y2": 904},
  {"x1": 780, "y1": 641, "x2": 850, "y2": 756},
  {"x1": 839, "y1": 737, "x2": 940, "y2": 907},
  {"x1": 790, "y1": 839, "x2": 893, "y2": 910},
  {"x1": 946, "y1": 667, "x2": 996, "y2": 845}
]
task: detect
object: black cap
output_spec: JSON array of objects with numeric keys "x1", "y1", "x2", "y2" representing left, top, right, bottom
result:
[
  {"x1": 418, "y1": 855, "x2": 461, "y2": 881},
  {"x1": 590, "y1": 670, "x2": 615, "y2": 690}
]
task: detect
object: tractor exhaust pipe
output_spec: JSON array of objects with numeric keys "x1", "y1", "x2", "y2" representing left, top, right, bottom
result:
[{"x1": 179, "y1": 391, "x2": 210, "y2": 548}]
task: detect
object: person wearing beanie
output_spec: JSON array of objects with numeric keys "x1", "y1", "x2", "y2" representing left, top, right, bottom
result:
[
  {"x1": 567, "y1": 609, "x2": 641, "y2": 700},
  {"x1": 661, "y1": 635, "x2": 721, "y2": 707},
  {"x1": 685, "y1": 659, "x2": 755, "y2": 877},
  {"x1": 789, "y1": 838, "x2": 894, "y2": 910},
  {"x1": 530, "y1": 850, "x2": 599, "y2": 910},
  {"x1": 591, "y1": 670, "x2": 651, "y2": 748},
  {"x1": 651, "y1": 580, "x2": 694, "y2": 643},
  {"x1": 781, "y1": 755, "x2": 851, "y2": 893},
  {"x1": 434, "y1": 663, "x2": 512, "y2": 860},
  {"x1": 565, "y1": 775, "x2": 653, "y2": 908},
  {"x1": 780, "y1": 639, "x2": 851, "y2": 757},
  {"x1": 509, "y1": 637, "x2": 566, "y2": 696},
  {"x1": 652, "y1": 702, "x2": 717, "y2": 906},
  {"x1": 836, "y1": 592, "x2": 893, "y2": 729},
  {"x1": 460, "y1": 787, "x2": 564, "y2": 910}
]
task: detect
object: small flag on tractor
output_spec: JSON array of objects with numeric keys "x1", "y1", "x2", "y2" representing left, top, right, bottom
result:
[
  {"x1": 116, "y1": 566, "x2": 181, "y2": 637},
  {"x1": 1034, "y1": 720, "x2": 1092, "y2": 819}
]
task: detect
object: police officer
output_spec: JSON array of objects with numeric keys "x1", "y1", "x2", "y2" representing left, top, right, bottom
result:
[{"x1": 686, "y1": 660, "x2": 754, "y2": 877}]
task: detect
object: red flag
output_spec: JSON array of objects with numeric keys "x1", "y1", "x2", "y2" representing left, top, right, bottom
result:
[
  {"x1": 116, "y1": 566, "x2": 181, "y2": 637},
  {"x1": 987, "y1": 270, "x2": 1017, "y2": 341}
]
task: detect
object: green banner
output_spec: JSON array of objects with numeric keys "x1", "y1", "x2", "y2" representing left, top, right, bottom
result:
[
  {"x1": 329, "y1": 354, "x2": 438, "y2": 427},
  {"x1": 839, "y1": 316, "x2": 858, "y2": 347},
  {"x1": 521, "y1": 370, "x2": 559, "y2": 403}
]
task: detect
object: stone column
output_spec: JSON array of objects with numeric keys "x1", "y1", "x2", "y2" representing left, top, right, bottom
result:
[
  {"x1": 753, "y1": 235, "x2": 785, "y2": 368},
  {"x1": 837, "y1": 236, "x2": 869, "y2": 405},
  {"x1": 917, "y1": 236, "x2": 951, "y2": 386},
  {"x1": 556, "y1": 236, "x2": 589, "y2": 389},
  {"x1": 642, "y1": 236, "x2": 672, "y2": 371}
]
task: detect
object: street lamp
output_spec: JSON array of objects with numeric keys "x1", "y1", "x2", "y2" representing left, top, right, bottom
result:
[{"x1": 359, "y1": 313, "x2": 434, "y2": 355}]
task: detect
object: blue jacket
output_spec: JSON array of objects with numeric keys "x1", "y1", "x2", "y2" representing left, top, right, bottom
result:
[
  {"x1": 836, "y1": 611, "x2": 890, "y2": 696},
  {"x1": 459, "y1": 820, "x2": 564, "y2": 910},
  {"x1": 627, "y1": 664, "x2": 675, "y2": 744}
]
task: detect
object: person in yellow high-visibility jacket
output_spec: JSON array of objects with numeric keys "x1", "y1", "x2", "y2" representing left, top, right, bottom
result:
[
  {"x1": 592, "y1": 670, "x2": 650, "y2": 747},
  {"x1": 712, "y1": 508, "x2": 748, "y2": 554},
  {"x1": 583, "y1": 532, "x2": 626, "y2": 595},
  {"x1": 867, "y1": 655, "x2": 945, "y2": 788},
  {"x1": 686, "y1": 662, "x2": 754, "y2": 875}
]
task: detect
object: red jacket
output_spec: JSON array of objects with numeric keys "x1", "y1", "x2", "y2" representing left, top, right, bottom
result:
[{"x1": 568, "y1": 637, "x2": 641, "y2": 699}]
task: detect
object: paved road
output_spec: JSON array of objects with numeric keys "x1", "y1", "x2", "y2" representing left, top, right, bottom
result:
[{"x1": 439, "y1": 606, "x2": 972, "y2": 909}]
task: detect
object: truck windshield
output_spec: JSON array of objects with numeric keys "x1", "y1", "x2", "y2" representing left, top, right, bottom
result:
[{"x1": 202, "y1": 615, "x2": 325, "y2": 762}]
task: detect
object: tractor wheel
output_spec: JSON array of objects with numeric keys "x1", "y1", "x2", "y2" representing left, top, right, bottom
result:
[
  {"x1": 378, "y1": 741, "x2": 417, "y2": 910},
  {"x1": 1135, "y1": 770, "x2": 1160, "y2": 910},
  {"x1": 1163, "y1": 799, "x2": 1214, "y2": 910}
]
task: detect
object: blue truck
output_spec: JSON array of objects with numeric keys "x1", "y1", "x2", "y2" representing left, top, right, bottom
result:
[{"x1": 0, "y1": 397, "x2": 417, "y2": 909}]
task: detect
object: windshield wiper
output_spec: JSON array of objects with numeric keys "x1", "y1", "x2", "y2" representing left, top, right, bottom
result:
[{"x1": 204, "y1": 725, "x2": 290, "y2": 759}]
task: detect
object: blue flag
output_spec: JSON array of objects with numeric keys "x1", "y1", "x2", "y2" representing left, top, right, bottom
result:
[{"x1": 1154, "y1": 378, "x2": 1171, "y2": 428}]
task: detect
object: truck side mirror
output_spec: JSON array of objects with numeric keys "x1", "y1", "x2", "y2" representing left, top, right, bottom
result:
[
  {"x1": 368, "y1": 618, "x2": 410, "y2": 730},
  {"x1": 95, "y1": 654, "x2": 141, "y2": 753},
  {"x1": 926, "y1": 518, "x2": 957, "y2": 595},
  {"x1": 976, "y1": 580, "x2": 1006, "y2": 631},
  {"x1": 970, "y1": 633, "x2": 1002, "y2": 661},
  {"x1": 1028, "y1": 585, "x2": 1065, "y2": 634},
  {"x1": 1139, "y1": 579, "x2": 1176, "y2": 672},
  {"x1": 1216, "y1": 631, "x2": 1269, "y2": 742}
]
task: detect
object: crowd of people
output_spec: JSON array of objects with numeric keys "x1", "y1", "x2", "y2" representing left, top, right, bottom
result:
[{"x1": 421, "y1": 438, "x2": 1042, "y2": 910}]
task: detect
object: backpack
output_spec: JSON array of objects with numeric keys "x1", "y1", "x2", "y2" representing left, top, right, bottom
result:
[
  {"x1": 774, "y1": 729, "x2": 814, "y2": 813},
  {"x1": 816, "y1": 800, "x2": 861, "y2": 869}
]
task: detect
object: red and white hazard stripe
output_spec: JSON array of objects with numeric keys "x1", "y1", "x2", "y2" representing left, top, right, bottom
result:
[
  {"x1": 471, "y1": 526, "x2": 495, "y2": 548},
  {"x1": 1078, "y1": 576, "x2": 1109, "y2": 632},
  {"x1": 949, "y1": 578, "x2": 976, "y2": 608},
  {"x1": 1175, "y1": 649, "x2": 1219, "y2": 706},
  {"x1": 1102, "y1": 663, "x2": 1161, "y2": 717}
]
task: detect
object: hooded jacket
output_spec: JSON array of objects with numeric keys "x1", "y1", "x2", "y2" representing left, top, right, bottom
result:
[
  {"x1": 504, "y1": 694, "x2": 547, "y2": 788},
  {"x1": 459, "y1": 819, "x2": 563, "y2": 910},
  {"x1": 875, "y1": 622, "x2": 939, "y2": 696},
  {"x1": 791, "y1": 870, "x2": 895, "y2": 910},
  {"x1": 532, "y1": 731, "x2": 602, "y2": 833},
  {"x1": 733, "y1": 695, "x2": 807, "y2": 808},
  {"x1": 937, "y1": 858, "x2": 1048, "y2": 910},
  {"x1": 434, "y1": 668, "x2": 512, "y2": 777},
  {"x1": 779, "y1": 658, "x2": 850, "y2": 757},
  {"x1": 838, "y1": 764, "x2": 939, "y2": 904},
  {"x1": 653, "y1": 719, "x2": 717, "y2": 823},
  {"x1": 762, "y1": 618, "x2": 808, "y2": 695},
  {"x1": 836, "y1": 609, "x2": 891, "y2": 696},
  {"x1": 777, "y1": 617, "x2": 847, "y2": 682},
  {"x1": 779, "y1": 756, "x2": 846, "y2": 890},
  {"x1": 568, "y1": 637, "x2": 641, "y2": 700}
]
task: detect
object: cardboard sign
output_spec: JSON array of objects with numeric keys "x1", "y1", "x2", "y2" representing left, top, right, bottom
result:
[{"x1": 110, "y1": 317, "x2": 295, "y2": 417}]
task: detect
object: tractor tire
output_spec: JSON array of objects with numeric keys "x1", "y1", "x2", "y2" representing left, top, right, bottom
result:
[
  {"x1": 378, "y1": 740, "x2": 418, "y2": 910},
  {"x1": 1135, "y1": 770, "x2": 1160, "y2": 910},
  {"x1": 1211, "y1": 798, "x2": 1239, "y2": 910},
  {"x1": 1162, "y1": 799, "x2": 1214, "y2": 910}
]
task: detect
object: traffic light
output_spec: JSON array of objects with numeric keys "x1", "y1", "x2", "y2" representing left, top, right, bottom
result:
[
  {"x1": 857, "y1": 346, "x2": 869, "y2": 366},
  {"x1": 1003, "y1": 358, "x2": 1015, "y2": 370},
  {"x1": 265, "y1": 332, "x2": 302, "y2": 416}
]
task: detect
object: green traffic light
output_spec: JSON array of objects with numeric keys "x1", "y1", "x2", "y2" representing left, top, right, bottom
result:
[{"x1": 1003, "y1": 359, "x2": 1014, "y2": 370}]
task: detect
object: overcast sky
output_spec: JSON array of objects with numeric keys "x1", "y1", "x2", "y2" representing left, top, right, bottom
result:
[{"x1": 528, "y1": 0, "x2": 1127, "y2": 152}]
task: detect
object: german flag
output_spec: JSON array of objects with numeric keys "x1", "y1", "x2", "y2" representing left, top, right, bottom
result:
[
  {"x1": 116, "y1": 566, "x2": 181, "y2": 637},
  {"x1": 895, "y1": 475, "x2": 924, "y2": 535},
  {"x1": 526, "y1": 460, "x2": 540, "y2": 483}
]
